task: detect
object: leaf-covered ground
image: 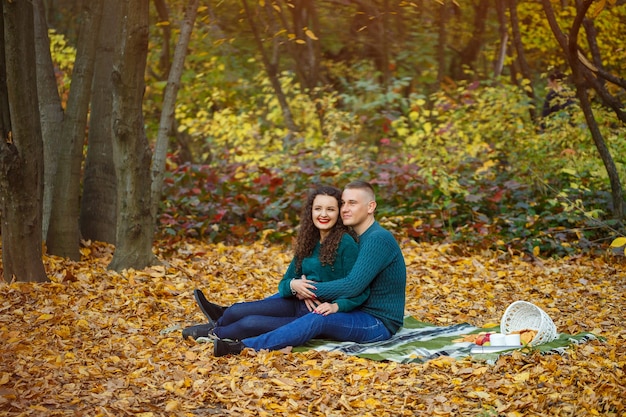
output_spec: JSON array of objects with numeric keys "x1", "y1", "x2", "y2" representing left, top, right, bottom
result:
[{"x1": 1, "y1": 238, "x2": 624, "y2": 416}]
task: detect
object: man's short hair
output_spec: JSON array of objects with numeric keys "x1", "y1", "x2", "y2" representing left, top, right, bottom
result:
[
  {"x1": 344, "y1": 180, "x2": 376, "y2": 201},
  {"x1": 548, "y1": 71, "x2": 566, "y2": 82}
]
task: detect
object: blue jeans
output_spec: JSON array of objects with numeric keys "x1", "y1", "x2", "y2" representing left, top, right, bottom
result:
[
  {"x1": 241, "y1": 310, "x2": 391, "y2": 351},
  {"x1": 213, "y1": 294, "x2": 311, "y2": 340}
]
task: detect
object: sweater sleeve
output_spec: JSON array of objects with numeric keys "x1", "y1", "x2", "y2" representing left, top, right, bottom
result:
[
  {"x1": 327, "y1": 235, "x2": 367, "y2": 312},
  {"x1": 313, "y1": 227, "x2": 398, "y2": 300},
  {"x1": 334, "y1": 286, "x2": 370, "y2": 312},
  {"x1": 277, "y1": 257, "x2": 299, "y2": 297}
]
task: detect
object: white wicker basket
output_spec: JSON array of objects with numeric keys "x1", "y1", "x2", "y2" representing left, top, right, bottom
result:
[{"x1": 500, "y1": 301, "x2": 558, "y2": 346}]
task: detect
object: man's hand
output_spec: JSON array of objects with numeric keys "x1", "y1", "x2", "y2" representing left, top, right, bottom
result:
[
  {"x1": 313, "y1": 302, "x2": 339, "y2": 316},
  {"x1": 290, "y1": 276, "x2": 317, "y2": 300}
]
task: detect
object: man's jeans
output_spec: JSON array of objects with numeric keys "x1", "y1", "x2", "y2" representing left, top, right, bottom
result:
[
  {"x1": 213, "y1": 294, "x2": 310, "y2": 340},
  {"x1": 241, "y1": 309, "x2": 391, "y2": 351}
]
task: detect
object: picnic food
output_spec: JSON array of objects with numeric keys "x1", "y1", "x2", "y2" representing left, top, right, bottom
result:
[
  {"x1": 509, "y1": 328, "x2": 538, "y2": 345},
  {"x1": 453, "y1": 328, "x2": 539, "y2": 346},
  {"x1": 475, "y1": 333, "x2": 491, "y2": 346},
  {"x1": 453, "y1": 332, "x2": 493, "y2": 345},
  {"x1": 453, "y1": 334, "x2": 477, "y2": 343}
]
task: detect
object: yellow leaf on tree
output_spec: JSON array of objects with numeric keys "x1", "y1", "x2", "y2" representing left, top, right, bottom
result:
[{"x1": 305, "y1": 29, "x2": 318, "y2": 40}]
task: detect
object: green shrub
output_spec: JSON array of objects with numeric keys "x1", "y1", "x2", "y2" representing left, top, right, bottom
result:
[{"x1": 156, "y1": 72, "x2": 623, "y2": 257}]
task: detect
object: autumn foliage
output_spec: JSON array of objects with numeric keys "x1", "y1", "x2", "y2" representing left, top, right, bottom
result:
[{"x1": 1, "y1": 238, "x2": 624, "y2": 416}]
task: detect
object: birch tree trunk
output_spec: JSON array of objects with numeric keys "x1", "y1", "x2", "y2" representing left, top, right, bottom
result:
[{"x1": 151, "y1": 0, "x2": 199, "y2": 221}]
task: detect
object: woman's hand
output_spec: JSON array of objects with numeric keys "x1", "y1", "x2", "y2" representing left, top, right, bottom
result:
[
  {"x1": 303, "y1": 298, "x2": 320, "y2": 312},
  {"x1": 313, "y1": 302, "x2": 339, "y2": 316},
  {"x1": 290, "y1": 276, "x2": 317, "y2": 300}
]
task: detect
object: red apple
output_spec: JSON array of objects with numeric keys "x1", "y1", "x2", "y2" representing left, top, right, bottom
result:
[{"x1": 475, "y1": 333, "x2": 492, "y2": 346}]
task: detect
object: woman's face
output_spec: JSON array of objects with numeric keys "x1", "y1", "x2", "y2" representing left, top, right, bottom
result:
[{"x1": 311, "y1": 194, "x2": 340, "y2": 236}]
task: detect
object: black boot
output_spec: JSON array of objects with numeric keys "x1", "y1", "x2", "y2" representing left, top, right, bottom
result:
[
  {"x1": 214, "y1": 339, "x2": 245, "y2": 357},
  {"x1": 182, "y1": 323, "x2": 216, "y2": 340},
  {"x1": 194, "y1": 289, "x2": 227, "y2": 323}
]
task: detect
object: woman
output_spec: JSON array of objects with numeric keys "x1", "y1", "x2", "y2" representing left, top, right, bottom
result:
[{"x1": 182, "y1": 185, "x2": 367, "y2": 341}]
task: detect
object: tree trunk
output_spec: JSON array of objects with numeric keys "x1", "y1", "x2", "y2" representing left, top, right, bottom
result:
[
  {"x1": 79, "y1": 4, "x2": 118, "y2": 244},
  {"x1": 449, "y1": 0, "x2": 489, "y2": 79},
  {"x1": 541, "y1": 0, "x2": 624, "y2": 220},
  {"x1": 109, "y1": 0, "x2": 158, "y2": 271},
  {"x1": 0, "y1": 6, "x2": 8, "y2": 134},
  {"x1": 151, "y1": 0, "x2": 195, "y2": 164},
  {"x1": 275, "y1": 0, "x2": 324, "y2": 133},
  {"x1": 575, "y1": 80, "x2": 624, "y2": 219},
  {"x1": 285, "y1": 0, "x2": 321, "y2": 91},
  {"x1": 241, "y1": 0, "x2": 300, "y2": 138},
  {"x1": 152, "y1": 0, "x2": 172, "y2": 79},
  {"x1": 46, "y1": 0, "x2": 103, "y2": 260},
  {"x1": 349, "y1": 1, "x2": 390, "y2": 85},
  {"x1": 508, "y1": 0, "x2": 537, "y2": 121},
  {"x1": 0, "y1": 0, "x2": 47, "y2": 282},
  {"x1": 493, "y1": 0, "x2": 508, "y2": 79},
  {"x1": 436, "y1": 1, "x2": 449, "y2": 85},
  {"x1": 566, "y1": 2, "x2": 623, "y2": 220},
  {"x1": 151, "y1": 0, "x2": 199, "y2": 221},
  {"x1": 33, "y1": 0, "x2": 64, "y2": 240},
  {"x1": 379, "y1": 0, "x2": 391, "y2": 88}
]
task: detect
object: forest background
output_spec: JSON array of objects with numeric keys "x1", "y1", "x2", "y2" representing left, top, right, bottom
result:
[
  {"x1": 149, "y1": 0, "x2": 626, "y2": 259},
  {"x1": 1, "y1": 0, "x2": 626, "y2": 280},
  {"x1": 1, "y1": 1, "x2": 625, "y2": 416}
]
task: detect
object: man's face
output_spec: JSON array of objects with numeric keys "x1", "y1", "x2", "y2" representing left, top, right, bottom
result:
[{"x1": 341, "y1": 188, "x2": 372, "y2": 228}]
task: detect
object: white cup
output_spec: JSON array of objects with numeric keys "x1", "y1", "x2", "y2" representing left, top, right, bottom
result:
[
  {"x1": 505, "y1": 333, "x2": 521, "y2": 346},
  {"x1": 489, "y1": 333, "x2": 506, "y2": 346}
]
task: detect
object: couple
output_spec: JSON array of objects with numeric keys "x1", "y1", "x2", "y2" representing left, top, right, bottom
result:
[{"x1": 182, "y1": 180, "x2": 407, "y2": 356}]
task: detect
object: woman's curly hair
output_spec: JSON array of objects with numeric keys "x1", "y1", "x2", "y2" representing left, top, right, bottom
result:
[{"x1": 294, "y1": 185, "x2": 358, "y2": 274}]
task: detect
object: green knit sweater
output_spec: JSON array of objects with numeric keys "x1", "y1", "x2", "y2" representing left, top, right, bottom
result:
[
  {"x1": 312, "y1": 221, "x2": 406, "y2": 333},
  {"x1": 277, "y1": 234, "x2": 367, "y2": 312}
]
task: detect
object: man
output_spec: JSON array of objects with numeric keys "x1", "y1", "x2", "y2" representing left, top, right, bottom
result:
[
  {"x1": 213, "y1": 180, "x2": 407, "y2": 356},
  {"x1": 541, "y1": 71, "x2": 575, "y2": 129}
]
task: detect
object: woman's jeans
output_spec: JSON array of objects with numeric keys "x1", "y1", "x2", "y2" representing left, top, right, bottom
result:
[
  {"x1": 213, "y1": 294, "x2": 310, "y2": 340},
  {"x1": 241, "y1": 309, "x2": 391, "y2": 351}
]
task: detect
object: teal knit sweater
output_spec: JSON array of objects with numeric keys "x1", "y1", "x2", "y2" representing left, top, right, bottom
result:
[
  {"x1": 277, "y1": 234, "x2": 367, "y2": 312},
  {"x1": 312, "y1": 221, "x2": 406, "y2": 333}
]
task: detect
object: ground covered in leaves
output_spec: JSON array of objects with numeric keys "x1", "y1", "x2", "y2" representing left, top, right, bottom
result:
[{"x1": 1, "y1": 238, "x2": 624, "y2": 416}]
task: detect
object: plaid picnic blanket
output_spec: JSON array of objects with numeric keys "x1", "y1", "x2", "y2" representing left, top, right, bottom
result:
[{"x1": 293, "y1": 316, "x2": 600, "y2": 364}]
